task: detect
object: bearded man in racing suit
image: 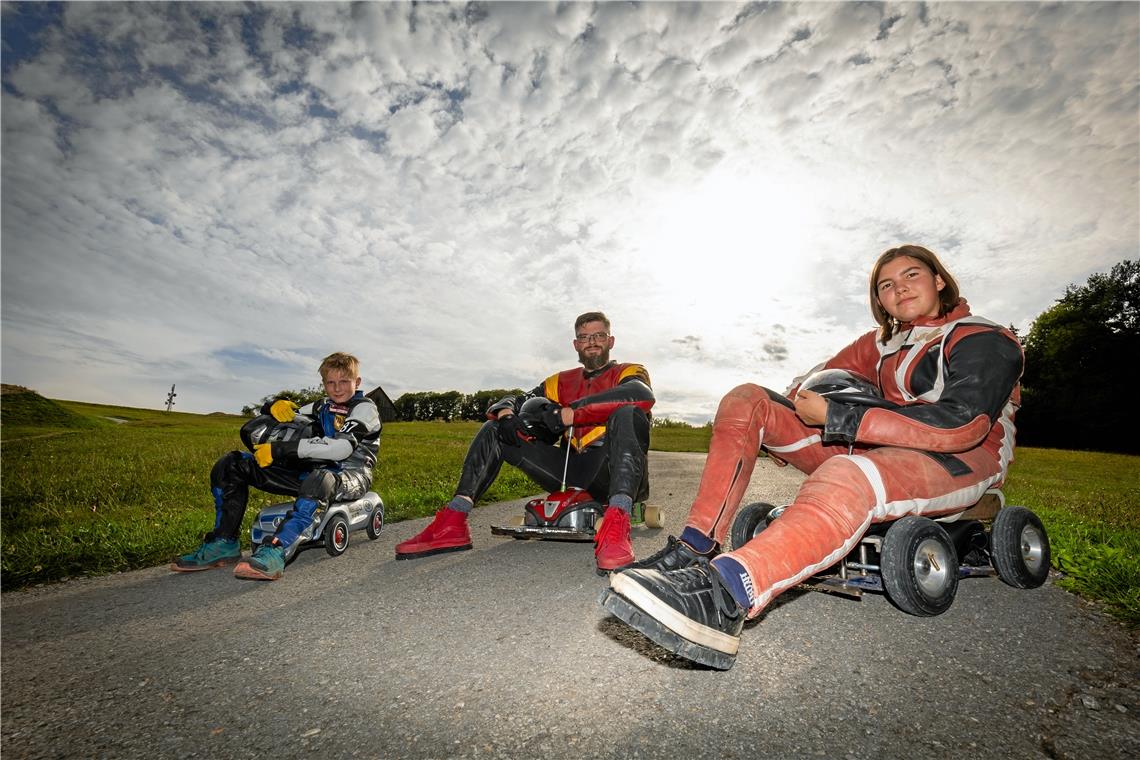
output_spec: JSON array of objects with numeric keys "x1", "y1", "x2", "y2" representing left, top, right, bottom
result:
[
  {"x1": 172, "y1": 352, "x2": 381, "y2": 581},
  {"x1": 603, "y1": 245, "x2": 1024, "y2": 669},
  {"x1": 395, "y1": 311, "x2": 655, "y2": 574}
]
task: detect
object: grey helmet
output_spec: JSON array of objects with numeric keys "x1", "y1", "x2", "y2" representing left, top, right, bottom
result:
[
  {"x1": 240, "y1": 413, "x2": 315, "y2": 451},
  {"x1": 800, "y1": 369, "x2": 891, "y2": 408}
]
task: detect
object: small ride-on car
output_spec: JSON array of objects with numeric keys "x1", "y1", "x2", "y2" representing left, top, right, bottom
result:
[{"x1": 251, "y1": 491, "x2": 385, "y2": 563}]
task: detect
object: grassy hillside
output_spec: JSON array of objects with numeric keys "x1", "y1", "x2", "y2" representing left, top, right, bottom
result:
[
  {"x1": 1, "y1": 386, "x2": 104, "y2": 430},
  {"x1": 2, "y1": 393, "x2": 1136, "y2": 627}
]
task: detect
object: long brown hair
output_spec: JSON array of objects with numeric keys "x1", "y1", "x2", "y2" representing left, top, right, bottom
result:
[{"x1": 869, "y1": 245, "x2": 960, "y2": 343}]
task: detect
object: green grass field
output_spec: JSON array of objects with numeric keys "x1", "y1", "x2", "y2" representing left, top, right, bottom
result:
[{"x1": 2, "y1": 391, "x2": 1136, "y2": 627}]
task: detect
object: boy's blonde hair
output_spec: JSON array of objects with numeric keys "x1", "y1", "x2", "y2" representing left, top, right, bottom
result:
[{"x1": 319, "y1": 352, "x2": 360, "y2": 381}]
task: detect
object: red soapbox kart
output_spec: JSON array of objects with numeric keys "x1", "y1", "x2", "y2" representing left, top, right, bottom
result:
[{"x1": 491, "y1": 487, "x2": 664, "y2": 541}]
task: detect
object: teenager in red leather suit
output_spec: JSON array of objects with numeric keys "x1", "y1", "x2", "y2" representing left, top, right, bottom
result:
[{"x1": 605, "y1": 245, "x2": 1023, "y2": 668}]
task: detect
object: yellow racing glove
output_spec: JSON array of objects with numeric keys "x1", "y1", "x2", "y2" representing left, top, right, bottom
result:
[
  {"x1": 269, "y1": 399, "x2": 299, "y2": 422},
  {"x1": 253, "y1": 443, "x2": 274, "y2": 468}
]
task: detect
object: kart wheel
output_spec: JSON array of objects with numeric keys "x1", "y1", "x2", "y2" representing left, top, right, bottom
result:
[
  {"x1": 880, "y1": 516, "x2": 958, "y2": 616},
  {"x1": 990, "y1": 506, "x2": 1050, "y2": 589},
  {"x1": 729, "y1": 502, "x2": 780, "y2": 551},
  {"x1": 325, "y1": 516, "x2": 350, "y2": 557},
  {"x1": 642, "y1": 505, "x2": 665, "y2": 529},
  {"x1": 366, "y1": 505, "x2": 384, "y2": 540}
]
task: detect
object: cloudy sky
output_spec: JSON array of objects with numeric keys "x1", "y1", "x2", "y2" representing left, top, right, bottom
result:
[{"x1": 2, "y1": 2, "x2": 1137, "y2": 422}]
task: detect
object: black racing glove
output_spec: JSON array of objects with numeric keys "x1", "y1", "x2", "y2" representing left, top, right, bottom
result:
[{"x1": 496, "y1": 414, "x2": 533, "y2": 447}]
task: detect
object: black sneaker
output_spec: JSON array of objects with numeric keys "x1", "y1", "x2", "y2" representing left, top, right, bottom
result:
[
  {"x1": 618, "y1": 534, "x2": 709, "y2": 574},
  {"x1": 601, "y1": 558, "x2": 744, "y2": 670}
]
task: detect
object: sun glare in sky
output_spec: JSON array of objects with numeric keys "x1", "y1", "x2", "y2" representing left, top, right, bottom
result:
[{"x1": 638, "y1": 165, "x2": 823, "y2": 322}]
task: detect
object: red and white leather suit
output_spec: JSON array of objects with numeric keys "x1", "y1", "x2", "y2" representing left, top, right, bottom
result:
[{"x1": 690, "y1": 300, "x2": 1024, "y2": 617}]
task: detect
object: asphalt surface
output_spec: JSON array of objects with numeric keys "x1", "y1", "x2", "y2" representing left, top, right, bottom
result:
[{"x1": 2, "y1": 451, "x2": 1137, "y2": 759}]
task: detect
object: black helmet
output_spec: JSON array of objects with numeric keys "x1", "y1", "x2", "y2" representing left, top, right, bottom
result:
[
  {"x1": 239, "y1": 413, "x2": 315, "y2": 451},
  {"x1": 518, "y1": 396, "x2": 563, "y2": 444},
  {"x1": 800, "y1": 369, "x2": 893, "y2": 409}
]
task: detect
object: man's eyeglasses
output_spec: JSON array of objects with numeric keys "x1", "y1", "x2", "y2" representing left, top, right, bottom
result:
[{"x1": 575, "y1": 332, "x2": 610, "y2": 344}]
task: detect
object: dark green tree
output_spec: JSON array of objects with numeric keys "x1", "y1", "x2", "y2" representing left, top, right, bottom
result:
[
  {"x1": 393, "y1": 391, "x2": 428, "y2": 421},
  {"x1": 1019, "y1": 260, "x2": 1139, "y2": 453},
  {"x1": 424, "y1": 390, "x2": 464, "y2": 421}
]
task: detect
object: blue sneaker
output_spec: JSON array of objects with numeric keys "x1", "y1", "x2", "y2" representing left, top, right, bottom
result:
[
  {"x1": 233, "y1": 543, "x2": 285, "y2": 581},
  {"x1": 170, "y1": 537, "x2": 241, "y2": 572}
]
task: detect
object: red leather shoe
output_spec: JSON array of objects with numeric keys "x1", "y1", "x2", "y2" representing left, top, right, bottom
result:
[
  {"x1": 594, "y1": 506, "x2": 634, "y2": 575},
  {"x1": 395, "y1": 508, "x2": 473, "y2": 560}
]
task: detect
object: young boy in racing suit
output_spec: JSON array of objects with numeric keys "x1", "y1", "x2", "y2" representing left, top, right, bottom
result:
[
  {"x1": 171, "y1": 352, "x2": 381, "y2": 581},
  {"x1": 603, "y1": 245, "x2": 1024, "y2": 669},
  {"x1": 395, "y1": 311, "x2": 655, "y2": 574}
]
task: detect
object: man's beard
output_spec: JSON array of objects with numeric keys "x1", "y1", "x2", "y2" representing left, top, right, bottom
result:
[{"x1": 578, "y1": 347, "x2": 610, "y2": 371}]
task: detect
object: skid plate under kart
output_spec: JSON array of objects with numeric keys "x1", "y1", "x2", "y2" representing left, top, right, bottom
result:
[{"x1": 490, "y1": 523, "x2": 597, "y2": 541}]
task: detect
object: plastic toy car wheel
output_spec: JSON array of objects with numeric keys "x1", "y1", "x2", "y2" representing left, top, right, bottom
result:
[
  {"x1": 990, "y1": 506, "x2": 1050, "y2": 589},
  {"x1": 366, "y1": 505, "x2": 384, "y2": 540},
  {"x1": 880, "y1": 516, "x2": 959, "y2": 616},
  {"x1": 729, "y1": 502, "x2": 780, "y2": 551},
  {"x1": 642, "y1": 505, "x2": 665, "y2": 529},
  {"x1": 325, "y1": 515, "x2": 350, "y2": 557}
]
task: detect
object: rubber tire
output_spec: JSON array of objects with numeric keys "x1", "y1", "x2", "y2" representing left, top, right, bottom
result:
[
  {"x1": 880, "y1": 516, "x2": 959, "y2": 616},
  {"x1": 729, "y1": 502, "x2": 780, "y2": 551},
  {"x1": 990, "y1": 506, "x2": 1050, "y2": 589},
  {"x1": 366, "y1": 506, "x2": 384, "y2": 540},
  {"x1": 642, "y1": 505, "x2": 665, "y2": 529},
  {"x1": 324, "y1": 516, "x2": 350, "y2": 557}
]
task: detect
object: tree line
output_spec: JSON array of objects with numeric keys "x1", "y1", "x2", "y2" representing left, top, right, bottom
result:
[{"x1": 390, "y1": 389, "x2": 525, "y2": 422}]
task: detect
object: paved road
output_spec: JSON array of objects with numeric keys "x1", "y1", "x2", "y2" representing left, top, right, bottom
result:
[{"x1": 3, "y1": 452, "x2": 1136, "y2": 759}]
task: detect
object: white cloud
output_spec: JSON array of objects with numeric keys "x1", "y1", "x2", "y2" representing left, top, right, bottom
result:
[{"x1": 1, "y1": 2, "x2": 1136, "y2": 423}]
